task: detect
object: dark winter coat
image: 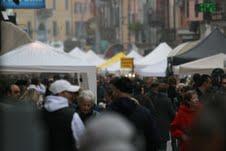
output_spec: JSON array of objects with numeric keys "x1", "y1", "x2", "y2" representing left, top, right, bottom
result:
[
  {"x1": 108, "y1": 97, "x2": 161, "y2": 151},
  {"x1": 152, "y1": 93, "x2": 176, "y2": 142}
]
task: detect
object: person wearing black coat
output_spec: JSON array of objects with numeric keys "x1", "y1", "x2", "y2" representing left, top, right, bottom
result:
[
  {"x1": 108, "y1": 77, "x2": 161, "y2": 151},
  {"x1": 152, "y1": 82, "x2": 176, "y2": 151}
]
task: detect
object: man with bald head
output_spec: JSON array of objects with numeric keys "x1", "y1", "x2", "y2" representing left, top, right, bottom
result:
[{"x1": 8, "y1": 84, "x2": 21, "y2": 99}]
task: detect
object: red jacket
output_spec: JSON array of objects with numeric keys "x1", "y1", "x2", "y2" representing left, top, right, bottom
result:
[{"x1": 170, "y1": 104, "x2": 200, "y2": 151}]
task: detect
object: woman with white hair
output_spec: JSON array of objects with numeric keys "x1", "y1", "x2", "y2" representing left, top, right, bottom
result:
[{"x1": 77, "y1": 90, "x2": 99, "y2": 124}]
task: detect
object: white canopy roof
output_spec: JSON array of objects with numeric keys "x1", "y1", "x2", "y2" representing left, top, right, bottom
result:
[
  {"x1": 105, "y1": 62, "x2": 120, "y2": 73},
  {"x1": 174, "y1": 53, "x2": 226, "y2": 75},
  {"x1": 69, "y1": 47, "x2": 87, "y2": 60},
  {"x1": 168, "y1": 40, "x2": 200, "y2": 57},
  {"x1": 0, "y1": 41, "x2": 96, "y2": 97},
  {"x1": 135, "y1": 42, "x2": 172, "y2": 67},
  {"x1": 127, "y1": 50, "x2": 143, "y2": 61},
  {"x1": 137, "y1": 59, "x2": 167, "y2": 77},
  {"x1": 86, "y1": 50, "x2": 105, "y2": 66}
]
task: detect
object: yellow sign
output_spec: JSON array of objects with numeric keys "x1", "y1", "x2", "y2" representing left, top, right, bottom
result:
[{"x1": 121, "y1": 57, "x2": 134, "y2": 69}]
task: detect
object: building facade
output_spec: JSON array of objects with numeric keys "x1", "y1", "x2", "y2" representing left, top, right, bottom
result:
[{"x1": 14, "y1": 0, "x2": 94, "y2": 43}]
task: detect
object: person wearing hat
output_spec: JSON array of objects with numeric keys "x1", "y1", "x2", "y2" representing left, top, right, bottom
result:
[{"x1": 43, "y1": 80, "x2": 85, "y2": 151}]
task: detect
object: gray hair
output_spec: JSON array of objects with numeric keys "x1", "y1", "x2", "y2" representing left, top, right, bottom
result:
[{"x1": 78, "y1": 90, "x2": 95, "y2": 104}]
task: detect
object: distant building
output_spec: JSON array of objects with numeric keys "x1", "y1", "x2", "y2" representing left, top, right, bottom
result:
[{"x1": 14, "y1": 0, "x2": 94, "y2": 44}]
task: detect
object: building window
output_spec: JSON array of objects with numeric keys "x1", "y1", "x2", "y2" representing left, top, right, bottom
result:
[
  {"x1": 53, "y1": 21, "x2": 58, "y2": 36},
  {"x1": 53, "y1": 0, "x2": 56, "y2": 9},
  {"x1": 82, "y1": 4, "x2": 87, "y2": 13},
  {"x1": 27, "y1": 21, "x2": 32, "y2": 38},
  {"x1": 75, "y1": 21, "x2": 85, "y2": 37},
  {"x1": 74, "y1": 3, "x2": 80, "y2": 14},
  {"x1": 74, "y1": 3, "x2": 86, "y2": 14},
  {"x1": 65, "y1": 21, "x2": 70, "y2": 36},
  {"x1": 65, "y1": 0, "x2": 68, "y2": 10}
]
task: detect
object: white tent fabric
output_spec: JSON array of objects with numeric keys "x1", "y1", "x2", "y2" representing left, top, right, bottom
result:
[
  {"x1": 138, "y1": 59, "x2": 168, "y2": 77},
  {"x1": 86, "y1": 50, "x2": 105, "y2": 66},
  {"x1": 168, "y1": 42, "x2": 189, "y2": 57},
  {"x1": 168, "y1": 40, "x2": 200, "y2": 57},
  {"x1": 174, "y1": 53, "x2": 226, "y2": 75},
  {"x1": 105, "y1": 50, "x2": 143, "y2": 73},
  {"x1": 135, "y1": 42, "x2": 172, "y2": 67},
  {"x1": 0, "y1": 41, "x2": 97, "y2": 98},
  {"x1": 127, "y1": 50, "x2": 143, "y2": 62},
  {"x1": 69, "y1": 47, "x2": 87, "y2": 60},
  {"x1": 106, "y1": 62, "x2": 120, "y2": 73}
]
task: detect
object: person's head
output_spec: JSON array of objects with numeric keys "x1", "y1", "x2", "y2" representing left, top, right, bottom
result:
[
  {"x1": 177, "y1": 84, "x2": 191, "y2": 96},
  {"x1": 211, "y1": 68, "x2": 224, "y2": 88},
  {"x1": 199, "y1": 74, "x2": 212, "y2": 91},
  {"x1": 182, "y1": 90, "x2": 198, "y2": 107},
  {"x1": 20, "y1": 89, "x2": 42, "y2": 105},
  {"x1": 110, "y1": 77, "x2": 133, "y2": 97},
  {"x1": 192, "y1": 73, "x2": 201, "y2": 87},
  {"x1": 31, "y1": 78, "x2": 40, "y2": 86},
  {"x1": 168, "y1": 76, "x2": 177, "y2": 87},
  {"x1": 221, "y1": 74, "x2": 226, "y2": 89},
  {"x1": 158, "y1": 78, "x2": 169, "y2": 93},
  {"x1": 49, "y1": 80, "x2": 80, "y2": 103},
  {"x1": 189, "y1": 94, "x2": 226, "y2": 151},
  {"x1": 78, "y1": 90, "x2": 95, "y2": 114},
  {"x1": 150, "y1": 81, "x2": 159, "y2": 93},
  {"x1": 6, "y1": 84, "x2": 21, "y2": 98}
]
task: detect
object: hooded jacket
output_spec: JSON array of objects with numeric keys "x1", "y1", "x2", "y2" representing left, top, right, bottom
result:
[{"x1": 43, "y1": 95, "x2": 85, "y2": 151}]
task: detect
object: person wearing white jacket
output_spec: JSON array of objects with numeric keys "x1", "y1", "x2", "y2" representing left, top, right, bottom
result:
[{"x1": 43, "y1": 79, "x2": 85, "y2": 151}]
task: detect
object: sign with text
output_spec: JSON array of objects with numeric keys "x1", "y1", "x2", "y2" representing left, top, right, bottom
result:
[
  {"x1": 197, "y1": 3, "x2": 217, "y2": 13},
  {"x1": 1, "y1": 0, "x2": 45, "y2": 9},
  {"x1": 121, "y1": 57, "x2": 134, "y2": 69}
]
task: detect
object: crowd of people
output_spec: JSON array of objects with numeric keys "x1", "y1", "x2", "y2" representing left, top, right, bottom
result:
[{"x1": 1, "y1": 69, "x2": 226, "y2": 151}]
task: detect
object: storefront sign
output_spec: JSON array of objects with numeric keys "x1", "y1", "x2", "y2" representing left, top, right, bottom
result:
[{"x1": 1, "y1": 0, "x2": 45, "y2": 9}]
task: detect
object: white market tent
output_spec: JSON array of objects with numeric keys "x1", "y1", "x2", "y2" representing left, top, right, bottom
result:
[
  {"x1": 0, "y1": 41, "x2": 97, "y2": 97},
  {"x1": 86, "y1": 50, "x2": 105, "y2": 66},
  {"x1": 135, "y1": 42, "x2": 172, "y2": 67},
  {"x1": 69, "y1": 47, "x2": 87, "y2": 60},
  {"x1": 127, "y1": 50, "x2": 143, "y2": 62},
  {"x1": 168, "y1": 40, "x2": 200, "y2": 57},
  {"x1": 138, "y1": 59, "x2": 168, "y2": 77},
  {"x1": 105, "y1": 62, "x2": 121, "y2": 73},
  {"x1": 135, "y1": 43, "x2": 172, "y2": 77},
  {"x1": 174, "y1": 53, "x2": 226, "y2": 75},
  {"x1": 106, "y1": 50, "x2": 143, "y2": 73}
]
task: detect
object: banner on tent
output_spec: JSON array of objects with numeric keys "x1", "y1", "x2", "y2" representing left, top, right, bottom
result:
[{"x1": 121, "y1": 58, "x2": 134, "y2": 69}]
